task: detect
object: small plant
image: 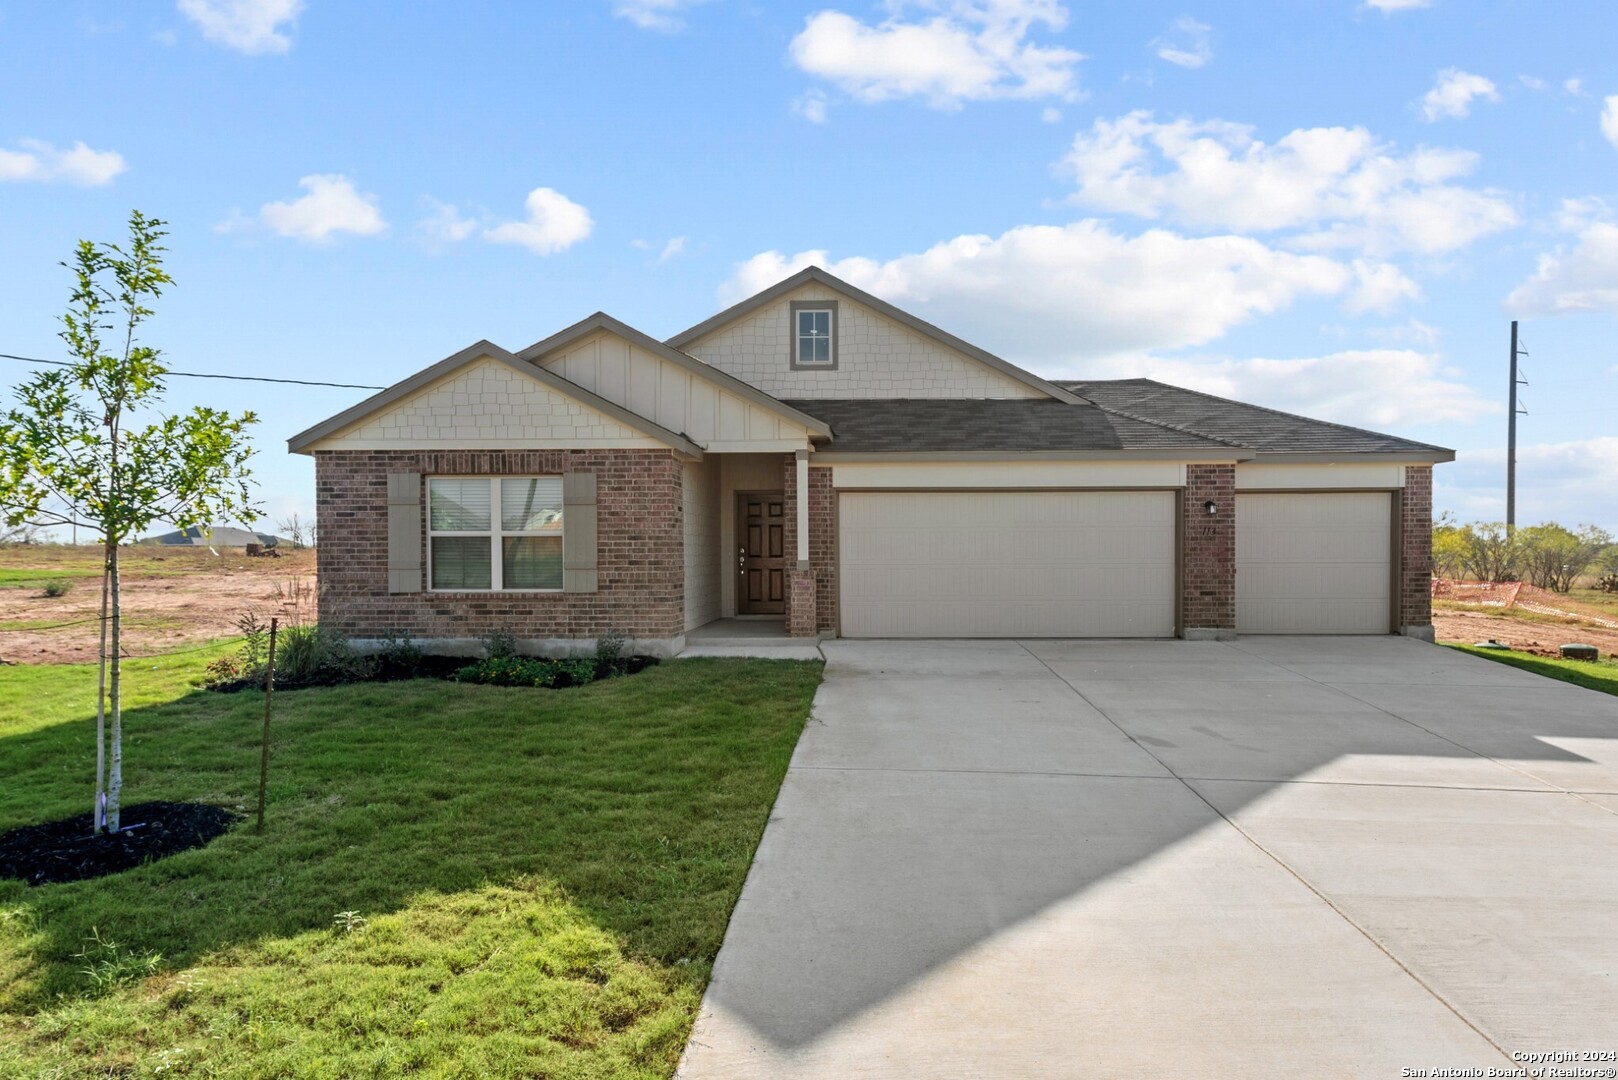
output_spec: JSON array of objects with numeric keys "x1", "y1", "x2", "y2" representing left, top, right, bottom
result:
[
  {"x1": 374, "y1": 630, "x2": 423, "y2": 679},
  {"x1": 483, "y1": 627, "x2": 519, "y2": 661},
  {"x1": 332, "y1": 910, "x2": 368, "y2": 935},
  {"x1": 74, "y1": 926, "x2": 162, "y2": 995},
  {"x1": 40, "y1": 578, "x2": 73, "y2": 598},
  {"x1": 594, "y1": 628, "x2": 628, "y2": 669},
  {"x1": 454, "y1": 656, "x2": 558, "y2": 688},
  {"x1": 557, "y1": 658, "x2": 598, "y2": 685}
]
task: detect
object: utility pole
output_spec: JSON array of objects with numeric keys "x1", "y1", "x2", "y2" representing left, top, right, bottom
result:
[{"x1": 1506, "y1": 321, "x2": 1528, "y2": 534}]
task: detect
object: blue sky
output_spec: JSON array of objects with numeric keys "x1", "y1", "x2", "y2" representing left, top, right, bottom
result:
[{"x1": 2, "y1": 0, "x2": 1615, "y2": 534}]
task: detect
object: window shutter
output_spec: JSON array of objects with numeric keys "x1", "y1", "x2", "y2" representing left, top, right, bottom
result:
[
  {"x1": 562, "y1": 472, "x2": 598, "y2": 593},
  {"x1": 387, "y1": 473, "x2": 422, "y2": 593}
]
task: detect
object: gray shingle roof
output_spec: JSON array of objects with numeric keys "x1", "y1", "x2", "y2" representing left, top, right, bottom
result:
[
  {"x1": 783, "y1": 399, "x2": 1242, "y2": 454},
  {"x1": 1058, "y1": 380, "x2": 1454, "y2": 456}
]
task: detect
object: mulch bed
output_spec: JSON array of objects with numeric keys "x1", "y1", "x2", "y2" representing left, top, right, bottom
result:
[{"x1": 0, "y1": 801, "x2": 239, "y2": 886}]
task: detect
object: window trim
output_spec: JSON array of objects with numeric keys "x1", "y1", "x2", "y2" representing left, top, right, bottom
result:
[
  {"x1": 427, "y1": 475, "x2": 564, "y2": 593},
  {"x1": 788, "y1": 299, "x2": 839, "y2": 370}
]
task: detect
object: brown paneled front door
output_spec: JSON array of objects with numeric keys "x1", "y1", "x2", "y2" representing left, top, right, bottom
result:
[{"x1": 737, "y1": 492, "x2": 786, "y2": 614}]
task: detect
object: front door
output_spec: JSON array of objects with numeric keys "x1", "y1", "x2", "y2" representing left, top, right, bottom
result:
[{"x1": 737, "y1": 492, "x2": 786, "y2": 614}]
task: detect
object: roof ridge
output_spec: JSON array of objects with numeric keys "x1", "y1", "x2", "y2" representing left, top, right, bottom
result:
[
  {"x1": 1063, "y1": 378, "x2": 1451, "y2": 455},
  {"x1": 1090, "y1": 401, "x2": 1251, "y2": 449}
]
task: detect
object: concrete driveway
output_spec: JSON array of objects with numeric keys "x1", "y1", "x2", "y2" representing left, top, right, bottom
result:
[{"x1": 678, "y1": 637, "x2": 1618, "y2": 1078}]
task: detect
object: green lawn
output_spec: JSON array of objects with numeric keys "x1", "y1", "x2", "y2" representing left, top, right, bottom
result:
[
  {"x1": 1447, "y1": 644, "x2": 1618, "y2": 697},
  {"x1": 0, "y1": 649, "x2": 822, "y2": 1078}
]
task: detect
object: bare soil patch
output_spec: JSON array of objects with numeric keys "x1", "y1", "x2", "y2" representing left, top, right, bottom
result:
[
  {"x1": 1434, "y1": 609, "x2": 1618, "y2": 659},
  {"x1": 0, "y1": 546, "x2": 316, "y2": 664}
]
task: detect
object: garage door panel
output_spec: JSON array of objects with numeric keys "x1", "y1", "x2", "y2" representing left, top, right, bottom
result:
[
  {"x1": 1236, "y1": 493, "x2": 1392, "y2": 635},
  {"x1": 839, "y1": 491, "x2": 1176, "y2": 638}
]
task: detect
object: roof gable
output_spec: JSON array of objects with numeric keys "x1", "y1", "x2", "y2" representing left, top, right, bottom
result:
[
  {"x1": 666, "y1": 266, "x2": 1087, "y2": 405},
  {"x1": 287, "y1": 341, "x2": 703, "y2": 456},
  {"x1": 519, "y1": 313, "x2": 832, "y2": 439}
]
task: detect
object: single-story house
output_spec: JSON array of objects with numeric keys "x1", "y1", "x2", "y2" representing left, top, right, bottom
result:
[
  {"x1": 138, "y1": 525, "x2": 290, "y2": 548},
  {"x1": 289, "y1": 266, "x2": 1451, "y2": 655}
]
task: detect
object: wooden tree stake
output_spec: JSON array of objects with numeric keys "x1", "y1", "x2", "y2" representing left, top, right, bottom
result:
[{"x1": 256, "y1": 617, "x2": 278, "y2": 832}]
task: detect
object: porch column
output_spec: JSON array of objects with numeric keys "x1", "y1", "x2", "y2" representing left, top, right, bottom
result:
[
  {"x1": 794, "y1": 449, "x2": 810, "y2": 568},
  {"x1": 787, "y1": 448, "x2": 817, "y2": 637}
]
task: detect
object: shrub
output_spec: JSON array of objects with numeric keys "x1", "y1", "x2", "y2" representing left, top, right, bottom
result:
[
  {"x1": 595, "y1": 628, "x2": 628, "y2": 668},
  {"x1": 453, "y1": 656, "x2": 559, "y2": 688},
  {"x1": 483, "y1": 627, "x2": 519, "y2": 661},
  {"x1": 41, "y1": 579, "x2": 73, "y2": 598},
  {"x1": 374, "y1": 630, "x2": 423, "y2": 680},
  {"x1": 558, "y1": 658, "x2": 598, "y2": 684},
  {"x1": 274, "y1": 622, "x2": 370, "y2": 685}
]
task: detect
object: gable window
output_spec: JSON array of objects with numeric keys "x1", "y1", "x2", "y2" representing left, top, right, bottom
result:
[
  {"x1": 428, "y1": 476, "x2": 563, "y2": 591},
  {"x1": 789, "y1": 300, "x2": 838, "y2": 369}
]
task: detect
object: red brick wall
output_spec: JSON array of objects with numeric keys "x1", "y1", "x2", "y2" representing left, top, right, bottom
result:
[
  {"x1": 1400, "y1": 465, "x2": 1434, "y2": 631},
  {"x1": 1183, "y1": 464, "x2": 1236, "y2": 632},
  {"x1": 783, "y1": 460, "x2": 837, "y2": 634},
  {"x1": 314, "y1": 448, "x2": 684, "y2": 643}
]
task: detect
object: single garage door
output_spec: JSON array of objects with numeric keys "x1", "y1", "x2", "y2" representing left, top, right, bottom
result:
[
  {"x1": 839, "y1": 491, "x2": 1176, "y2": 638},
  {"x1": 1236, "y1": 492, "x2": 1393, "y2": 634}
]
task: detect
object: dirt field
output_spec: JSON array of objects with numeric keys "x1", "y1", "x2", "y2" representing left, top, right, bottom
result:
[
  {"x1": 0, "y1": 545, "x2": 317, "y2": 665},
  {"x1": 1434, "y1": 598, "x2": 1618, "y2": 659}
]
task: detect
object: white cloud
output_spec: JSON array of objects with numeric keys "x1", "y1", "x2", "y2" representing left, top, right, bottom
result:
[
  {"x1": 794, "y1": 89, "x2": 830, "y2": 124},
  {"x1": 1347, "y1": 258, "x2": 1422, "y2": 313},
  {"x1": 1061, "y1": 111, "x2": 1517, "y2": 255},
  {"x1": 612, "y1": 0, "x2": 710, "y2": 31},
  {"x1": 0, "y1": 139, "x2": 126, "y2": 186},
  {"x1": 1085, "y1": 349, "x2": 1495, "y2": 426},
  {"x1": 417, "y1": 199, "x2": 478, "y2": 244},
  {"x1": 722, "y1": 223, "x2": 1355, "y2": 359},
  {"x1": 1041, "y1": 106, "x2": 1062, "y2": 123},
  {"x1": 258, "y1": 174, "x2": 386, "y2": 241},
  {"x1": 1442, "y1": 437, "x2": 1618, "y2": 530},
  {"x1": 1507, "y1": 199, "x2": 1618, "y2": 317},
  {"x1": 789, "y1": 0, "x2": 1084, "y2": 109},
  {"x1": 483, "y1": 187, "x2": 594, "y2": 255},
  {"x1": 1363, "y1": 0, "x2": 1430, "y2": 10},
  {"x1": 1519, "y1": 75, "x2": 1548, "y2": 92},
  {"x1": 177, "y1": 0, "x2": 303, "y2": 54},
  {"x1": 1420, "y1": 68, "x2": 1500, "y2": 122},
  {"x1": 1152, "y1": 16, "x2": 1211, "y2": 69},
  {"x1": 658, "y1": 236, "x2": 687, "y2": 263},
  {"x1": 1602, "y1": 95, "x2": 1618, "y2": 150},
  {"x1": 1564, "y1": 78, "x2": 1587, "y2": 97}
]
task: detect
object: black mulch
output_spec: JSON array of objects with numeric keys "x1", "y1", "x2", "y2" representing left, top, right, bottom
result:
[{"x1": 0, "y1": 801, "x2": 239, "y2": 887}]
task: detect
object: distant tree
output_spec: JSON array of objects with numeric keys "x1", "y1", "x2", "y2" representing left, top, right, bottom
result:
[
  {"x1": 0, "y1": 521, "x2": 42, "y2": 545},
  {"x1": 0, "y1": 212, "x2": 258, "y2": 834},
  {"x1": 276, "y1": 512, "x2": 308, "y2": 549},
  {"x1": 1457, "y1": 522, "x2": 1517, "y2": 583},
  {"x1": 1517, "y1": 523, "x2": 1613, "y2": 593},
  {"x1": 1431, "y1": 512, "x2": 1468, "y2": 580}
]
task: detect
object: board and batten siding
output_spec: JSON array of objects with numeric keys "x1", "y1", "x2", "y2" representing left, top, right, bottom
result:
[
  {"x1": 682, "y1": 457, "x2": 722, "y2": 630},
  {"x1": 683, "y1": 283, "x2": 1046, "y2": 401},
  {"x1": 541, "y1": 330, "x2": 815, "y2": 451}
]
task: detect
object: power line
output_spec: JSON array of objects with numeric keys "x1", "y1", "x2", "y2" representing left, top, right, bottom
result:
[{"x1": 0, "y1": 352, "x2": 384, "y2": 391}]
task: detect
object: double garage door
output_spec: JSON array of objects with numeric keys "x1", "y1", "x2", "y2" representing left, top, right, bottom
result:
[{"x1": 838, "y1": 490, "x2": 1394, "y2": 638}]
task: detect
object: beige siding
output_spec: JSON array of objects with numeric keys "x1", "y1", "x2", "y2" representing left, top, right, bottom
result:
[
  {"x1": 1236, "y1": 463, "x2": 1405, "y2": 490},
  {"x1": 832, "y1": 461, "x2": 1187, "y2": 489},
  {"x1": 839, "y1": 491, "x2": 1177, "y2": 638},
  {"x1": 313, "y1": 357, "x2": 658, "y2": 449},
  {"x1": 685, "y1": 283, "x2": 1046, "y2": 400},
  {"x1": 1236, "y1": 493, "x2": 1392, "y2": 634},
  {"x1": 543, "y1": 330, "x2": 814, "y2": 450},
  {"x1": 683, "y1": 457, "x2": 722, "y2": 630}
]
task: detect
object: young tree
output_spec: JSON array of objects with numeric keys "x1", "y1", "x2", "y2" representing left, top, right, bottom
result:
[
  {"x1": 0, "y1": 212, "x2": 258, "y2": 833},
  {"x1": 1518, "y1": 523, "x2": 1613, "y2": 593},
  {"x1": 1458, "y1": 522, "x2": 1518, "y2": 583}
]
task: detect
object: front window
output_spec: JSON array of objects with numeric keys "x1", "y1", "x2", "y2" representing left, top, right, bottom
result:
[
  {"x1": 796, "y1": 307, "x2": 834, "y2": 365},
  {"x1": 429, "y1": 476, "x2": 563, "y2": 591}
]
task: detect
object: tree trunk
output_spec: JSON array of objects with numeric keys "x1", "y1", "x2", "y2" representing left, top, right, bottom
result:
[
  {"x1": 94, "y1": 559, "x2": 110, "y2": 835},
  {"x1": 107, "y1": 541, "x2": 123, "y2": 833}
]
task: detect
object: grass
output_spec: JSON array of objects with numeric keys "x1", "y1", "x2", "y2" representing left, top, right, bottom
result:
[
  {"x1": 0, "y1": 649, "x2": 822, "y2": 1077},
  {"x1": 1447, "y1": 644, "x2": 1618, "y2": 698}
]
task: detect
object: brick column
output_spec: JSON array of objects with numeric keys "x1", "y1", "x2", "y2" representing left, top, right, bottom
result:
[
  {"x1": 1399, "y1": 465, "x2": 1435, "y2": 641},
  {"x1": 787, "y1": 569, "x2": 817, "y2": 637},
  {"x1": 1182, "y1": 464, "x2": 1236, "y2": 639}
]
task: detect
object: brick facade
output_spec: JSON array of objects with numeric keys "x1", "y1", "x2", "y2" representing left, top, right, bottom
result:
[
  {"x1": 314, "y1": 448, "x2": 684, "y2": 645},
  {"x1": 1182, "y1": 464, "x2": 1236, "y2": 635},
  {"x1": 782, "y1": 460, "x2": 837, "y2": 635},
  {"x1": 1399, "y1": 464, "x2": 1434, "y2": 637}
]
